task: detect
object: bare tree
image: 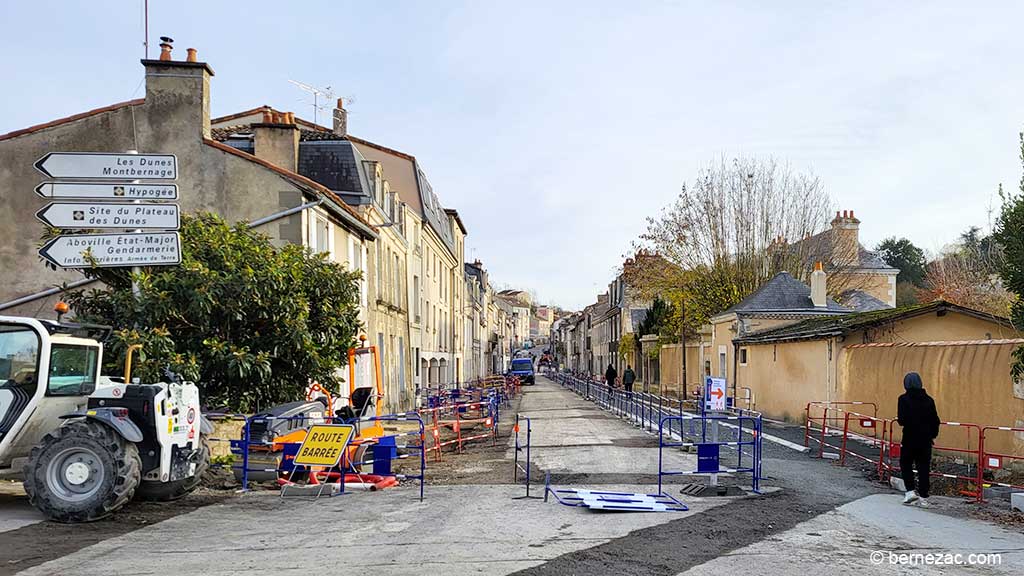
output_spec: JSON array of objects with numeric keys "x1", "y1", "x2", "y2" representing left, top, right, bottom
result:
[
  {"x1": 627, "y1": 157, "x2": 869, "y2": 331},
  {"x1": 918, "y1": 241, "x2": 1014, "y2": 317}
]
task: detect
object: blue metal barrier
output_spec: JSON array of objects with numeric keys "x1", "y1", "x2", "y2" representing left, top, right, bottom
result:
[
  {"x1": 512, "y1": 414, "x2": 540, "y2": 499},
  {"x1": 658, "y1": 414, "x2": 762, "y2": 494},
  {"x1": 544, "y1": 472, "x2": 688, "y2": 512},
  {"x1": 552, "y1": 371, "x2": 764, "y2": 495}
]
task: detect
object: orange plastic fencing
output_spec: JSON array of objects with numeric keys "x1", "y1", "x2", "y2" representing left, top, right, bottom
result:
[
  {"x1": 419, "y1": 400, "x2": 496, "y2": 459},
  {"x1": 804, "y1": 401, "x2": 879, "y2": 459}
]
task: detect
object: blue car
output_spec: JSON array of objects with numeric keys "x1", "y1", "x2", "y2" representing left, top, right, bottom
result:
[{"x1": 509, "y1": 358, "x2": 535, "y2": 385}]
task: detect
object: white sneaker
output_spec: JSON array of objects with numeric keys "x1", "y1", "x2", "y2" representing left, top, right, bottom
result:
[
  {"x1": 917, "y1": 498, "x2": 931, "y2": 508},
  {"x1": 902, "y1": 490, "x2": 920, "y2": 505}
]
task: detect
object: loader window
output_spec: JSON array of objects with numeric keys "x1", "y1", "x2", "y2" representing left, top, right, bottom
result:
[
  {"x1": 0, "y1": 323, "x2": 41, "y2": 437},
  {"x1": 47, "y1": 345, "x2": 99, "y2": 396}
]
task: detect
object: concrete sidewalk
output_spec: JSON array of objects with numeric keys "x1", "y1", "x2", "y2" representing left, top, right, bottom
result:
[
  {"x1": 511, "y1": 378, "x2": 696, "y2": 477},
  {"x1": 679, "y1": 494, "x2": 1024, "y2": 575},
  {"x1": 13, "y1": 378, "x2": 718, "y2": 576}
]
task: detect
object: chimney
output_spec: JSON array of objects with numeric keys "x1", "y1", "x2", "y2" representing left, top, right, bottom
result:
[
  {"x1": 143, "y1": 37, "x2": 215, "y2": 139},
  {"x1": 830, "y1": 209, "x2": 861, "y2": 267},
  {"x1": 811, "y1": 261, "x2": 827, "y2": 307},
  {"x1": 253, "y1": 111, "x2": 300, "y2": 172},
  {"x1": 333, "y1": 98, "x2": 347, "y2": 137}
]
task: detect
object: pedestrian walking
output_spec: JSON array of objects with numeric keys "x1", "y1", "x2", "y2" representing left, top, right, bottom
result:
[
  {"x1": 604, "y1": 363, "x2": 617, "y2": 394},
  {"x1": 897, "y1": 372, "x2": 940, "y2": 507},
  {"x1": 622, "y1": 365, "x2": 636, "y2": 395}
]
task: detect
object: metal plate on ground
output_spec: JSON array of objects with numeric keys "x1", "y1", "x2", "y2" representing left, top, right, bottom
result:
[
  {"x1": 679, "y1": 483, "x2": 747, "y2": 497},
  {"x1": 547, "y1": 487, "x2": 689, "y2": 512}
]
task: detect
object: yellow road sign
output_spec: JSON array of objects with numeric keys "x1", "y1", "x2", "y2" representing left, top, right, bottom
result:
[{"x1": 293, "y1": 424, "x2": 356, "y2": 467}]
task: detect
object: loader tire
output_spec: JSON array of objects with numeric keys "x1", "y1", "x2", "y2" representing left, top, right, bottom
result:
[
  {"x1": 23, "y1": 420, "x2": 141, "y2": 523},
  {"x1": 135, "y1": 436, "x2": 210, "y2": 501}
]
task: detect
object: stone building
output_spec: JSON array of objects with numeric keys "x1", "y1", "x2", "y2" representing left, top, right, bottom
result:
[
  {"x1": 0, "y1": 45, "x2": 376, "y2": 321},
  {"x1": 463, "y1": 260, "x2": 487, "y2": 380},
  {"x1": 488, "y1": 292, "x2": 514, "y2": 374}
]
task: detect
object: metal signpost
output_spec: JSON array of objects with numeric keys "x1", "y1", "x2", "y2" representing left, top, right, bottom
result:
[
  {"x1": 34, "y1": 151, "x2": 180, "y2": 271},
  {"x1": 703, "y1": 376, "x2": 728, "y2": 487}
]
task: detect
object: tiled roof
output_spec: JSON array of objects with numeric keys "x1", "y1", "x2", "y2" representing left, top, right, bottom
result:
[
  {"x1": 211, "y1": 124, "x2": 336, "y2": 143},
  {"x1": 0, "y1": 99, "x2": 144, "y2": 142},
  {"x1": 211, "y1": 125, "x2": 250, "y2": 141},
  {"x1": 202, "y1": 138, "x2": 375, "y2": 238},
  {"x1": 790, "y1": 229, "x2": 898, "y2": 273},
  {"x1": 720, "y1": 272, "x2": 848, "y2": 316},
  {"x1": 211, "y1": 106, "x2": 329, "y2": 133},
  {"x1": 298, "y1": 140, "x2": 369, "y2": 196},
  {"x1": 838, "y1": 289, "x2": 890, "y2": 312},
  {"x1": 846, "y1": 339, "x2": 1024, "y2": 348},
  {"x1": 212, "y1": 126, "x2": 370, "y2": 197},
  {"x1": 734, "y1": 301, "x2": 1013, "y2": 344}
]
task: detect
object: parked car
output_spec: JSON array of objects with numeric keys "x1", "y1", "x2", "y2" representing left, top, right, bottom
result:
[{"x1": 508, "y1": 357, "x2": 536, "y2": 385}]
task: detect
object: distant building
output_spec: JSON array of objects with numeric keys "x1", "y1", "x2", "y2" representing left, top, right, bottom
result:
[{"x1": 788, "y1": 209, "x2": 899, "y2": 308}]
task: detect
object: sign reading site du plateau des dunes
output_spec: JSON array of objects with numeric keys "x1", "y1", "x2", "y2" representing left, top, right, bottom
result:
[{"x1": 36, "y1": 202, "x2": 180, "y2": 230}]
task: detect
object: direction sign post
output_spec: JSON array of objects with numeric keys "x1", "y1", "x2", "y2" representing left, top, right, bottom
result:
[
  {"x1": 34, "y1": 152, "x2": 177, "y2": 180},
  {"x1": 33, "y1": 151, "x2": 182, "y2": 274},
  {"x1": 35, "y1": 182, "x2": 178, "y2": 200},
  {"x1": 704, "y1": 376, "x2": 728, "y2": 488},
  {"x1": 38, "y1": 232, "x2": 181, "y2": 269},
  {"x1": 36, "y1": 202, "x2": 180, "y2": 230}
]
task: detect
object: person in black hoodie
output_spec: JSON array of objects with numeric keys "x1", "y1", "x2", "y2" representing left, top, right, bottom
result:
[
  {"x1": 604, "y1": 364, "x2": 617, "y2": 394},
  {"x1": 897, "y1": 372, "x2": 940, "y2": 507}
]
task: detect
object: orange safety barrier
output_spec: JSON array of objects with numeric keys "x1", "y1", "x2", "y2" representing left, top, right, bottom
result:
[
  {"x1": 419, "y1": 400, "x2": 497, "y2": 459},
  {"x1": 979, "y1": 425, "x2": 1024, "y2": 503},
  {"x1": 804, "y1": 401, "x2": 879, "y2": 459},
  {"x1": 806, "y1": 399, "x2": 1024, "y2": 503},
  {"x1": 838, "y1": 410, "x2": 886, "y2": 468},
  {"x1": 880, "y1": 420, "x2": 984, "y2": 501}
]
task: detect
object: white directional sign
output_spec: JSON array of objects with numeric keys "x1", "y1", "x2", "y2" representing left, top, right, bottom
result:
[
  {"x1": 35, "y1": 181, "x2": 178, "y2": 200},
  {"x1": 34, "y1": 152, "x2": 177, "y2": 180},
  {"x1": 704, "y1": 377, "x2": 727, "y2": 412},
  {"x1": 39, "y1": 232, "x2": 180, "y2": 269},
  {"x1": 36, "y1": 202, "x2": 180, "y2": 230}
]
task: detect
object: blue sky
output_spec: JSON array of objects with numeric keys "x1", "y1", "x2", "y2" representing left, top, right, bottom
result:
[{"x1": 3, "y1": 1, "x2": 1023, "y2": 310}]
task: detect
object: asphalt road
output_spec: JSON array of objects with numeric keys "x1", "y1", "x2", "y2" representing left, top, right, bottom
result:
[{"x1": 3, "y1": 376, "x2": 1021, "y2": 575}]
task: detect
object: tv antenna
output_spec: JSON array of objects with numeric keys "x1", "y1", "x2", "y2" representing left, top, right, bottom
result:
[{"x1": 288, "y1": 80, "x2": 335, "y2": 125}]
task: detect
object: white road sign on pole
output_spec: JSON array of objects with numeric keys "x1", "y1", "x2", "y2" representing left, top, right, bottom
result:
[
  {"x1": 705, "y1": 377, "x2": 727, "y2": 412},
  {"x1": 35, "y1": 181, "x2": 178, "y2": 200},
  {"x1": 34, "y1": 152, "x2": 177, "y2": 180},
  {"x1": 36, "y1": 202, "x2": 180, "y2": 230},
  {"x1": 39, "y1": 232, "x2": 181, "y2": 269}
]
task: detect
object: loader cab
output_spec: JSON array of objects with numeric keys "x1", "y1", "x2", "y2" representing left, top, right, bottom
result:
[{"x1": 0, "y1": 316, "x2": 105, "y2": 472}]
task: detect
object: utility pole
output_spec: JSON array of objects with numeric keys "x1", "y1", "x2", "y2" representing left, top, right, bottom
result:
[{"x1": 680, "y1": 306, "x2": 687, "y2": 401}]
